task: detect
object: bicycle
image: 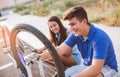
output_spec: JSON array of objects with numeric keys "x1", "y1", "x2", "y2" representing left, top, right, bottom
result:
[
  {"x1": 0, "y1": 25, "x2": 16, "y2": 69},
  {"x1": 10, "y1": 23, "x2": 65, "y2": 77}
]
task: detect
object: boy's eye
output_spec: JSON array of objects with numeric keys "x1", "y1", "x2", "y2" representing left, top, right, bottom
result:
[
  {"x1": 53, "y1": 24, "x2": 56, "y2": 27},
  {"x1": 70, "y1": 23, "x2": 75, "y2": 26},
  {"x1": 69, "y1": 22, "x2": 75, "y2": 26}
]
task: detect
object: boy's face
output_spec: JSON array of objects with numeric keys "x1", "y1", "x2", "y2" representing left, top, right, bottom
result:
[{"x1": 67, "y1": 17, "x2": 86, "y2": 37}]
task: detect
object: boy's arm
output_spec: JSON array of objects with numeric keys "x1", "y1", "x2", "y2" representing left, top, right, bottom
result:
[{"x1": 56, "y1": 43, "x2": 73, "y2": 57}]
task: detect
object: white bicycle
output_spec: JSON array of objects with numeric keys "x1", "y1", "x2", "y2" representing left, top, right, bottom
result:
[{"x1": 10, "y1": 24, "x2": 65, "y2": 77}]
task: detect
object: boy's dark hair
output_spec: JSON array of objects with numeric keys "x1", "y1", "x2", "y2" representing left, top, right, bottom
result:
[{"x1": 62, "y1": 5, "x2": 88, "y2": 23}]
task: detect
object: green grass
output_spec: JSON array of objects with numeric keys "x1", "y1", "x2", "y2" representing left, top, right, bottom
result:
[
  {"x1": 0, "y1": 17, "x2": 7, "y2": 21},
  {"x1": 12, "y1": 0, "x2": 120, "y2": 26}
]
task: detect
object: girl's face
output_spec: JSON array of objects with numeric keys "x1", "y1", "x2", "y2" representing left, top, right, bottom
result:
[{"x1": 48, "y1": 21, "x2": 60, "y2": 34}]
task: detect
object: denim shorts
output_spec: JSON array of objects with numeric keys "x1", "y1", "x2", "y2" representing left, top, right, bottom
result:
[
  {"x1": 101, "y1": 65, "x2": 118, "y2": 77},
  {"x1": 72, "y1": 45, "x2": 81, "y2": 65},
  {"x1": 65, "y1": 64, "x2": 118, "y2": 77}
]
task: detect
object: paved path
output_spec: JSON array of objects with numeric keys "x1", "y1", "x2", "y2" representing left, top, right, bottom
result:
[
  {"x1": 0, "y1": 48, "x2": 21, "y2": 77},
  {"x1": 0, "y1": 14, "x2": 120, "y2": 77}
]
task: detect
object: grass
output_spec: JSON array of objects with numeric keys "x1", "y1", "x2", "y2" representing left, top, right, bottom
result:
[
  {"x1": 0, "y1": 17, "x2": 7, "y2": 21},
  {"x1": 12, "y1": 0, "x2": 120, "y2": 26}
]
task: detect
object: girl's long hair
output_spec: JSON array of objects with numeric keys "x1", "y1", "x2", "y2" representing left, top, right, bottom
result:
[{"x1": 48, "y1": 16, "x2": 67, "y2": 46}]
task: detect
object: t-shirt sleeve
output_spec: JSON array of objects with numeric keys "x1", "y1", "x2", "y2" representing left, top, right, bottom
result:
[
  {"x1": 92, "y1": 35, "x2": 109, "y2": 59},
  {"x1": 64, "y1": 32, "x2": 76, "y2": 48}
]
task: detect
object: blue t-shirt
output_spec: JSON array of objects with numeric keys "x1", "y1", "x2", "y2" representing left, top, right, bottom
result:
[{"x1": 65, "y1": 23, "x2": 118, "y2": 72}]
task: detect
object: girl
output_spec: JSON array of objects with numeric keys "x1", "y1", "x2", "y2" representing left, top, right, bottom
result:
[{"x1": 38, "y1": 16, "x2": 81, "y2": 66}]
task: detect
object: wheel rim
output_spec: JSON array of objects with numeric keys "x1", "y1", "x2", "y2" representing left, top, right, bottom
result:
[{"x1": 10, "y1": 24, "x2": 65, "y2": 77}]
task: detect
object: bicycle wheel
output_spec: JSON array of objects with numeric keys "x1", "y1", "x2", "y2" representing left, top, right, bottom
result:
[{"x1": 10, "y1": 24, "x2": 65, "y2": 77}]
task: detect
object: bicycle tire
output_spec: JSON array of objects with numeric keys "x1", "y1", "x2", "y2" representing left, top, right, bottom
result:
[{"x1": 10, "y1": 23, "x2": 65, "y2": 77}]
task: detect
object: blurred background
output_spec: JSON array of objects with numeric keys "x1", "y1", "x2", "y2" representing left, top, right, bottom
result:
[
  {"x1": 0, "y1": 0, "x2": 120, "y2": 77},
  {"x1": 0, "y1": 0, "x2": 120, "y2": 26}
]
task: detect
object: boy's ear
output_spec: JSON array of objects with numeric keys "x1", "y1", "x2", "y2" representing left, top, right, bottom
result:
[{"x1": 82, "y1": 18, "x2": 87, "y2": 24}]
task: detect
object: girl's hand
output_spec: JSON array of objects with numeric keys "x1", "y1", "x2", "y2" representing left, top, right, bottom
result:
[{"x1": 33, "y1": 47, "x2": 47, "y2": 54}]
